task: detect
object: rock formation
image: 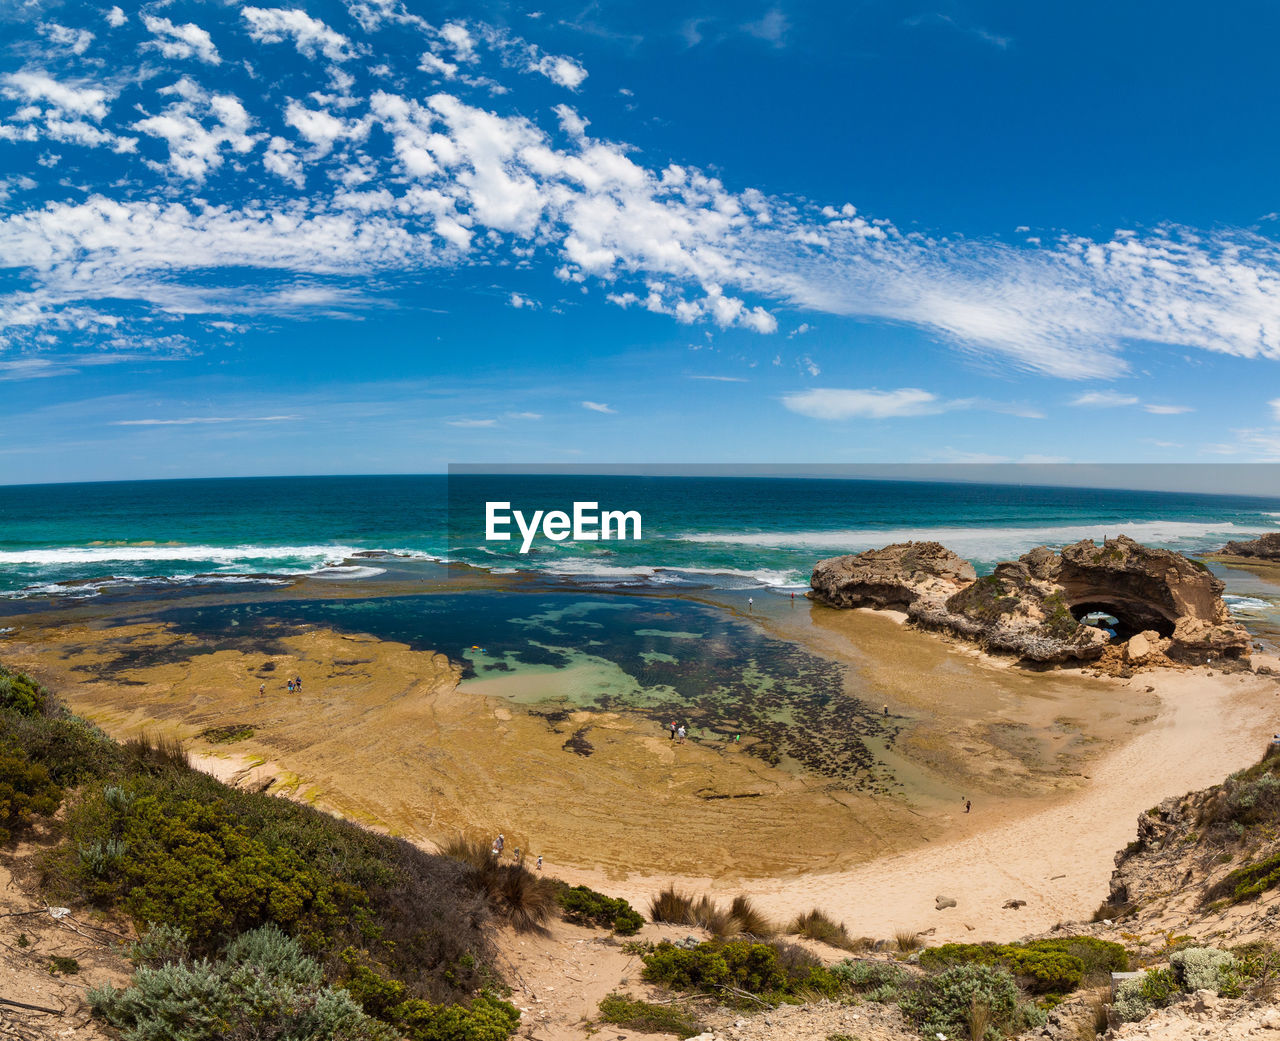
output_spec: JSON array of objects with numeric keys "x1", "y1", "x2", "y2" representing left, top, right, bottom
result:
[
  {"x1": 810, "y1": 535, "x2": 1251, "y2": 665},
  {"x1": 807, "y1": 542, "x2": 975, "y2": 611},
  {"x1": 1220, "y1": 532, "x2": 1280, "y2": 560}
]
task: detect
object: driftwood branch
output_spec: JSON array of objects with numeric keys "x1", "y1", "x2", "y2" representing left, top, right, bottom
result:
[{"x1": 0, "y1": 996, "x2": 63, "y2": 1015}]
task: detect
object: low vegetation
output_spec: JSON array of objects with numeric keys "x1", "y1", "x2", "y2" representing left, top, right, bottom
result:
[
  {"x1": 0, "y1": 664, "x2": 517, "y2": 1039},
  {"x1": 555, "y1": 883, "x2": 644, "y2": 935},
  {"x1": 918, "y1": 937, "x2": 1128, "y2": 997},
  {"x1": 789, "y1": 908, "x2": 865, "y2": 951},
  {"x1": 597, "y1": 992, "x2": 703, "y2": 1038}
]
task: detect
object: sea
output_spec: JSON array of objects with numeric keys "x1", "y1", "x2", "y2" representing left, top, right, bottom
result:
[{"x1": 1, "y1": 473, "x2": 1279, "y2": 603}]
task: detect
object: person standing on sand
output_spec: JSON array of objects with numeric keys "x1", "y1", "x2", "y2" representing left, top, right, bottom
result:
[
  {"x1": 536, "y1": 854, "x2": 543, "y2": 871},
  {"x1": 965, "y1": 799, "x2": 971, "y2": 813},
  {"x1": 287, "y1": 678, "x2": 294, "y2": 693},
  {"x1": 677, "y1": 725, "x2": 686, "y2": 744},
  {"x1": 259, "y1": 683, "x2": 265, "y2": 696},
  {"x1": 295, "y1": 676, "x2": 302, "y2": 693},
  {"x1": 669, "y1": 721, "x2": 677, "y2": 739}
]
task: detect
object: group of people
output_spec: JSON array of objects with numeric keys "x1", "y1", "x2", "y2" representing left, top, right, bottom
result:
[
  {"x1": 666, "y1": 721, "x2": 687, "y2": 743},
  {"x1": 256, "y1": 676, "x2": 304, "y2": 696},
  {"x1": 490, "y1": 833, "x2": 542, "y2": 871}
]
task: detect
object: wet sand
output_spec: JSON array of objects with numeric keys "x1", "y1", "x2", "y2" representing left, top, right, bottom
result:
[{"x1": 2, "y1": 576, "x2": 1276, "y2": 942}]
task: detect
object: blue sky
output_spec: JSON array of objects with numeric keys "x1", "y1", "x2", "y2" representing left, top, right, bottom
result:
[{"x1": 3, "y1": 0, "x2": 1280, "y2": 482}]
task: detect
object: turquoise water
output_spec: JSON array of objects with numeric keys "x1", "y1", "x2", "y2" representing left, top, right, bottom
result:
[{"x1": 1, "y1": 474, "x2": 1279, "y2": 599}]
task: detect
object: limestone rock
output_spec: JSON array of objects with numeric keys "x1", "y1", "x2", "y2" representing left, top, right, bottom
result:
[
  {"x1": 935, "y1": 894, "x2": 957, "y2": 910},
  {"x1": 1221, "y1": 532, "x2": 1280, "y2": 560},
  {"x1": 809, "y1": 542, "x2": 976, "y2": 611},
  {"x1": 812, "y1": 534, "x2": 1250, "y2": 665}
]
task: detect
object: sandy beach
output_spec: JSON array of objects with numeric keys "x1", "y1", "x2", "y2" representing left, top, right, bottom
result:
[{"x1": 3, "y1": 572, "x2": 1276, "y2": 949}]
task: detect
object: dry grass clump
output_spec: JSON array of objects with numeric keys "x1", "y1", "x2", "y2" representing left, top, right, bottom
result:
[
  {"x1": 123, "y1": 731, "x2": 189, "y2": 772},
  {"x1": 442, "y1": 836, "x2": 558, "y2": 933},
  {"x1": 895, "y1": 929, "x2": 923, "y2": 952},
  {"x1": 649, "y1": 885, "x2": 695, "y2": 924},
  {"x1": 789, "y1": 908, "x2": 867, "y2": 952},
  {"x1": 728, "y1": 895, "x2": 776, "y2": 938},
  {"x1": 648, "y1": 888, "x2": 776, "y2": 938}
]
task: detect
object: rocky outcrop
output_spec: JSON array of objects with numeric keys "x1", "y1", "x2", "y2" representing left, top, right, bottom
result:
[
  {"x1": 808, "y1": 542, "x2": 975, "y2": 611},
  {"x1": 1220, "y1": 532, "x2": 1280, "y2": 560},
  {"x1": 811, "y1": 535, "x2": 1251, "y2": 665}
]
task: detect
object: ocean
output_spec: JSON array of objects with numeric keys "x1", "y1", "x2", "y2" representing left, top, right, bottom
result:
[{"x1": 1, "y1": 473, "x2": 1279, "y2": 600}]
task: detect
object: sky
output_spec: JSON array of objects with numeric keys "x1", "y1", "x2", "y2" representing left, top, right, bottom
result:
[{"x1": 3, "y1": 0, "x2": 1280, "y2": 483}]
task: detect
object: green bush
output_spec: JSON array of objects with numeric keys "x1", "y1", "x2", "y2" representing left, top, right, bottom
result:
[
  {"x1": 1205, "y1": 851, "x2": 1280, "y2": 904},
  {"x1": 827, "y1": 959, "x2": 906, "y2": 999},
  {"x1": 0, "y1": 740, "x2": 62, "y2": 843},
  {"x1": 900, "y1": 962, "x2": 1043, "y2": 1040},
  {"x1": 641, "y1": 940, "x2": 787, "y2": 995},
  {"x1": 556, "y1": 884, "x2": 644, "y2": 935},
  {"x1": 392, "y1": 993, "x2": 520, "y2": 1041},
  {"x1": 918, "y1": 937, "x2": 1127, "y2": 996},
  {"x1": 790, "y1": 908, "x2": 860, "y2": 951},
  {"x1": 89, "y1": 923, "x2": 401, "y2": 1041},
  {"x1": 598, "y1": 993, "x2": 702, "y2": 1038},
  {"x1": 0, "y1": 667, "x2": 48, "y2": 717}
]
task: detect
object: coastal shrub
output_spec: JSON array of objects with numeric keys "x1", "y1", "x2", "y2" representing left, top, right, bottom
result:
[
  {"x1": 827, "y1": 959, "x2": 907, "y2": 1000},
  {"x1": 555, "y1": 884, "x2": 644, "y2": 935},
  {"x1": 597, "y1": 992, "x2": 702, "y2": 1039},
  {"x1": 645, "y1": 887, "x2": 752, "y2": 937},
  {"x1": 89, "y1": 923, "x2": 401, "y2": 1041},
  {"x1": 918, "y1": 938, "x2": 1127, "y2": 995},
  {"x1": 641, "y1": 940, "x2": 788, "y2": 995},
  {"x1": 1204, "y1": 851, "x2": 1280, "y2": 905},
  {"x1": 0, "y1": 666, "x2": 49, "y2": 717},
  {"x1": 0, "y1": 707, "x2": 125, "y2": 786},
  {"x1": 1112, "y1": 976, "x2": 1152, "y2": 1022},
  {"x1": 54, "y1": 768, "x2": 495, "y2": 1003},
  {"x1": 0, "y1": 740, "x2": 63, "y2": 844},
  {"x1": 130, "y1": 922, "x2": 192, "y2": 968},
  {"x1": 899, "y1": 963, "x2": 1043, "y2": 1040},
  {"x1": 1170, "y1": 946, "x2": 1236, "y2": 994},
  {"x1": 1112, "y1": 967, "x2": 1180, "y2": 1024},
  {"x1": 789, "y1": 908, "x2": 859, "y2": 950},
  {"x1": 392, "y1": 993, "x2": 520, "y2": 1041},
  {"x1": 64, "y1": 786, "x2": 347, "y2": 947},
  {"x1": 640, "y1": 939, "x2": 850, "y2": 1001},
  {"x1": 1199, "y1": 749, "x2": 1280, "y2": 834}
]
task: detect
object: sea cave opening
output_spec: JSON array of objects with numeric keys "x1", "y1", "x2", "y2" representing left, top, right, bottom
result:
[{"x1": 1070, "y1": 600, "x2": 1176, "y2": 643}]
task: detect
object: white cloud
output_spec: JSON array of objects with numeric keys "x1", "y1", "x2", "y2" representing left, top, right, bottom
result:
[
  {"x1": 781, "y1": 387, "x2": 942, "y2": 419},
  {"x1": 536, "y1": 55, "x2": 587, "y2": 89},
  {"x1": 506, "y1": 410, "x2": 542, "y2": 419},
  {"x1": 582, "y1": 400, "x2": 615, "y2": 413},
  {"x1": 39, "y1": 23, "x2": 94, "y2": 55},
  {"x1": 3, "y1": 71, "x2": 110, "y2": 119},
  {"x1": 9, "y1": 7, "x2": 1280, "y2": 386},
  {"x1": 105, "y1": 7, "x2": 126, "y2": 28},
  {"x1": 742, "y1": 9, "x2": 788, "y2": 46},
  {"x1": 1069, "y1": 391, "x2": 1140, "y2": 407},
  {"x1": 508, "y1": 292, "x2": 538, "y2": 309},
  {"x1": 133, "y1": 79, "x2": 258, "y2": 181},
  {"x1": 1142, "y1": 404, "x2": 1193, "y2": 414},
  {"x1": 241, "y1": 8, "x2": 356, "y2": 63},
  {"x1": 446, "y1": 418, "x2": 497, "y2": 427},
  {"x1": 142, "y1": 15, "x2": 221, "y2": 65}
]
